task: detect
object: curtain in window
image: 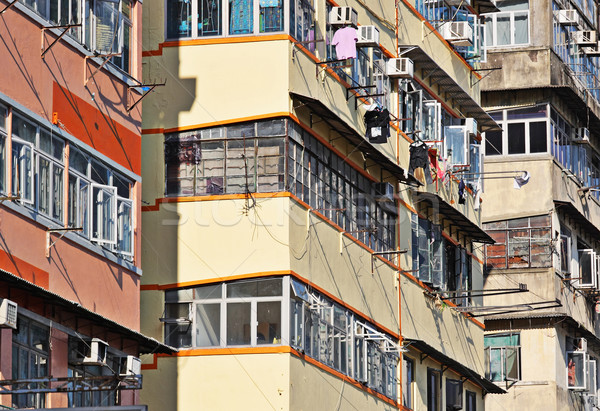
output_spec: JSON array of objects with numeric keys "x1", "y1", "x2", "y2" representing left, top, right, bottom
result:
[{"x1": 229, "y1": 0, "x2": 253, "y2": 34}]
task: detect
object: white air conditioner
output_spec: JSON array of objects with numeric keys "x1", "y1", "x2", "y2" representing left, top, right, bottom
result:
[
  {"x1": 329, "y1": 7, "x2": 358, "y2": 27},
  {"x1": 583, "y1": 42, "x2": 600, "y2": 55},
  {"x1": 573, "y1": 127, "x2": 590, "y2": 143},
  {"x1": 82, "y1": 338, "x2": 109, "y2": 365},
  {"x1": 464, "y1": 118, "x2": 477, "y2": 137},
  {"x1": 357, "y1": 26, "x2": 380, "y2": 47},
  {"x1": 439, "y1": 21, "x2": 473, "y2": 47},
  {"x1": 0, "y1": 299, "x2": 17, "y2": 329},
  {"x1": 373, "y1": 182, "x2": 395, "y2": 202},
  {"x1": 574, "y1": 30, "x2": 597, "y2": 46},
  {"x1": 557, "y1": 9, "x2": 580, "y2": 25},
  {"x1": 575, "y1": 337, "x2": 588, "y2": 352},
  {"x1": 386, "y1": 58, "x2": 414, "y2": 78},
  {"x1": 118, "y1": 355, "x2": 141, "y2": 378}
]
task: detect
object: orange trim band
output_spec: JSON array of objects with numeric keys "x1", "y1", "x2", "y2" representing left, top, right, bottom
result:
[
  {"x1": 141, "y1": 353, "x2": 158, "y2": 370},
  {"x1": 141, "y1": 192, "x2": 290, "y2": 211}
]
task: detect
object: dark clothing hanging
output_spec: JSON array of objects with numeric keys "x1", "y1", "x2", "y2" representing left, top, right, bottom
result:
[
  {"x1": 458, "y1": 179, "x2": 466, "y2": 204},
  {"x1": 409, "y1": 141, "x2": 433, "y2": 184},
  {"x1": 364, "y1": 108, "x2": 390, "y2": 144}
]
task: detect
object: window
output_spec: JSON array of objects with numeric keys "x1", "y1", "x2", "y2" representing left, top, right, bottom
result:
[
  {"x1": 446, "y1": 379, "x2": 463, "y2": 411},
  {"x1": 484, "y1": 105, "x2": 549, "y2": 156},
  {"x1": 568, "y1": 350, "x2": 588, "y2": 390},
  {"x1": 291, "y1": 0, "x2": 313, "y2": 45},
  {"x1": 560, "y1": 226, "x2": 572, "y2": 276},
  {"x1": 484, "y1": 333, "x2": 520, "y2": 382},
  {"x1": 166, "y1": 0, "x2": 284, "y2": 39},
  {"x1": 483, "y1": 0, "x2": 529, "y2": 47},
  {"x1": 427, "y1": 368, "x2": 441, "y2": 411},
  {"x1": 12, "y1": 316, "x2": 49, "y2": 409},
  {"x1": 576, "y1": 248, "x2": 598, "y2": 288},
  {"x1": 484, "y1": 215, "x2": 552, "y2": 269},
  {"x1": 465, "y1": 390, "x2": 477, "y2": 411},
  {"x1": 164, "y1": 276, "x2": 400, "y2": 400},
  {"x1": 403, "y1": 356, "x2": 414, "y2": 409}
]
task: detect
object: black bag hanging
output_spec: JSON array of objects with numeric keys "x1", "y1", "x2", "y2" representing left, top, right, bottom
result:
[{"x1": 364, "y1": 107, "x2": 390, "y2": 144}]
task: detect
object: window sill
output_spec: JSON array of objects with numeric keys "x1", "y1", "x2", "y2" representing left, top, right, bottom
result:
[{"x1": 2, "y1": 199, "x2": 141, "y2": 276}]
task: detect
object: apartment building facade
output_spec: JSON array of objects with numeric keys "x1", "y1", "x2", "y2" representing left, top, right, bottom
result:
[
  {"x1": 140, "y1": 0, "x2": 503, "y2": 409},
  {"x1": 0, "y1": 0, "x2": 173, "y2": 409},
  {"x1": 480, "y1": 0, "x2": 600, "y2": 410}
]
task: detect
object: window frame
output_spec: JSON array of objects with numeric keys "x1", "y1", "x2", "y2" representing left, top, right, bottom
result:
[
  {"x1": 483, "y1": 2, "x2": 530, "y2": 48},
  {"x1": 484, "y1": 333, "x2": 521, "y2": 382}
]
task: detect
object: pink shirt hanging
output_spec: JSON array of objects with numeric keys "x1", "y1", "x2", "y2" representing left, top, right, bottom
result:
[{"x1": 332, "y1": 27, "x2": 358, "y2": 59}]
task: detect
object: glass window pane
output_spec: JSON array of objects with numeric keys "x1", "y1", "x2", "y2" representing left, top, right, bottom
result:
[
  {"x1": 229, "y1": 0, "x2": 254, "y2": 34},
  {"x1": 53, "y1": 166, "x2": 63, "y2": 221},
  {"x1": 514, "y1": 12, "x2": 529, "y2": 44},
  {"x1": 192, "y1": 284, "x2": 222, "y2": 300},
  {"x1": 227, "y1": 278, "x2": 282, "y2": 298},
  {"x1": 38, "y1": 157, "x2": 51, "y2": 216},
  {"x1": 227, "y1": 302, "x2": 251, "y2": 345},
  {"x1": 166, "y1": 0, "x2": 191, "y2": 38},
  {"x1": 257, "y1": 301, "x2": 281, "y2": 344},
  {"x1": 195, "y1": 303, "x2": 221, "y2": 346},
  {"x1": 507, "y1": 123, "x2": 526, "y2": 154},
  {"x1": 529, "y1": 121, "x2": 547, "y2": 153},
  {"x1": 260, "y1": 0, "x2": 283, "y2": 32},
  {"x1": 70, "y1": 148, "x2": 89, "y2": 176},
  {"x1": 496, "y1": 14, "x2": 511, "y2": 46},
  {"x1": 485, "y1": 130, "x2": 503, "y2": 155},
  {"x1": 165, "y1": 323, "x2": 192, "y2": 348}
]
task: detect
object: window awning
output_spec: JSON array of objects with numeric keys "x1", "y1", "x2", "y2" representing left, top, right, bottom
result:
[
  {"x1": 412, "y1": 191, "x2": 495, "y2": 244},
  {"x1": 474, "y1": 0, "x2": 500, "y2": 13},
  {"x1": 290, "y1": 92, "x2": 422, "y2": 187},
  {"x1": 554, "y1": 200, "x2": 600, "y2": 241},
  {"x1": 399, "y1": 46, "x2": 501, "y2": 132},
  {"x1": 404, "y1": 338, "x2": 506, "y2": 394},
  {"x1": 0, "y1": 269, "x2": 176, "y2": 355}
]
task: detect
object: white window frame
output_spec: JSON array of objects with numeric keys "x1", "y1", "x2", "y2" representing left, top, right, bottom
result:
[
  {"x1": 444, "y1": 125, "x2": 468, "y2": 166},
  {"x1": 483, "y1": 5, "x2": 530, "y2": 48},
  {"x1": 568, "y1": 350, "x2": 589, "y2": 390},
  {"x1": 91, "y1": 183, "x2": 117, "y2": 245},
  {"x1": 115, "y1": 196, "x2": 133, "y2": 256},
  {"x1": 575, "y1": 249, "x2": 597, "y2": 288},
  {"x1": 12, "y1": 140, "x2": 34, "y2": 205}
]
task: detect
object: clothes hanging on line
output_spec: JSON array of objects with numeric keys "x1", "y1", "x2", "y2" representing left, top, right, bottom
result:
[
  {"x1": 513, "y1": 171, "x2": 530, "y2": 189},
  {"x1": 364, "y1": 107, "x2": 390, "y2": 143},
  {"x1": 458, "y1": 179, "x2": 466, "y2": 204},
  {"x1": 408, "y1": 141, "x2": 433, "y2": 184},
  {"x1": 332, "y1": 27, "x2": 358, "y2": 59}
]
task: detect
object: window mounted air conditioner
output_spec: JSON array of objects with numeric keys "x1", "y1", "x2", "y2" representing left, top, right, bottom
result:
[
  {"x1": 464, "y1": 118, "x2": 477, "y2": 137},
  {"x1": 439, "y1": 21, "x2": 473, "y2": 47},
  {"x1": 575, "y1": 337, "x2": 588, "y2": 352},
  {"x1": 329, "y1": 7, "x2": 358, "y2": 27},
  {"x1": 357, "y1": 26, "x2": 380, "y2": 47},
  {"x1": 118, "y1": 355, "x2": 142, "y2": 378},
  {"x1": 573, "y1": 127, "x2": 590, "y2": 143},
  {"x1": 373, "y1": 182, "x2": 395, "y2": 202},
  {"x1": 82, "y1": 338, "x2": 109, "y2": 365},
  {"x1": 574, "y1": 30, "x2": 597, "y2": 46},
  {"x1": 0, "y1": 299, "x2": 17, "y2": 329},
  {"x1": 583, "y1": 42, "x2": 600, "y2": 55},
  {"x1": 557, "y1": 10, "x2": 580, "y2": 26},
  {"x1": 386, "y1": 58, "x2": 414, "y2": 78}
]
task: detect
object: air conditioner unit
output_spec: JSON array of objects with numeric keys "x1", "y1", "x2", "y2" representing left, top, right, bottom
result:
[
  {"x1": 583, "y1": 42, "x2": 600, "y2": 55},
  {"x1": 357, "y1": 26, "x2": 380, "y2": 47},
  {"x1": 0, "y1": 299, "x2": 17, "y2": 329},
  {"x1": 386, "y1": 58, "x2": 414, "y2": 78},
  {"x1": 575, "y1": 337, "x2": 588, "y2": 352},
  {"x1": 439, "y1": 21, "x2": 473, "y2": 47},
  {"x1": 573, "y1": 127, "x2": 590, "y2": 143},
  {"x1": 82, "y1": 338, "x2": 109, "y2": 365},
  {"x1": 373, "y1": 182, "x2": 395, "y2": 202},
  {"x1": 118, "y1": 355, "x2": 141, "y2": 378},
  {"x1": 557, "y1": 9, "x2": 580, "y2": 25},
  {"x1": 464, "y1": 118, "x2": 478, "y2": 137},
  {"x1": 574, "y1": 30, "x2": 597, "y2": 46},
  {"x1": 329, "y1": 7, "x2": 358, "y2": 27}
]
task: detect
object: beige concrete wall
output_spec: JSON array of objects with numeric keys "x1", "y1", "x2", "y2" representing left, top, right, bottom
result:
[
  {"x1": 481, "y1": 155, "x2": 554, "y2": 223},
  {"x1": 141, "y1": 197, "x2": 291, "y2": 286},
  {"x1": 142, "y1": 354, "x2": 290, "y2": 411},
  {"x1": 289, "y1": 355, "x2": 397, "y2": 410},
  {"x1": 288, "y1": 199, "x2": 400, "y2": 334},
  {"x1": 401, "y1": 277, "x2": 485, "y2": 375}
]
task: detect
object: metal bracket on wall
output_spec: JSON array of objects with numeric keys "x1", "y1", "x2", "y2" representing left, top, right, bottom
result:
[
  {"x1": 315, "y1": 59, "x2": 352, "y2": 78},
  {"x1": 46, "y1": 227, "x2": 83, "y2": 258},
  {"x1": 127, "y1": 81, "x2": 166, "y2": 112},
  {"x1": 470, "y1": 67, "x2": 501, "y2": 87},
  {"x1": 371, "y1": 249, "x2": 408, "y2": 273},
  {"x1": 0, "y1": 0, "x2": 17, "y2": 14},
  {"x1": 41, "y1": 24, "x2": 81, "y2": 59},
  {"x1": 84, "y1": 53, "x2": 121, "y2": 85}
]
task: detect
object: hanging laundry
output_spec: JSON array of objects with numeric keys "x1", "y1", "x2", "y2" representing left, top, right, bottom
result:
[
  {"x1": 409, "y1": 141, "x2": 433, "y2": 184},
  {"x1": 513, "y1": 171, "x2": 531, "y2": 189},
  {"x1": 332, "y1": 27, "x2": 358, "y2": 59},
  {"x1": 458, "y1": 179, "x2": 466, "y2": 204},
  {"x1": 473, "y1": 177, "x2": 482, "y2": 210},
  {"x1": 364, "y1": 107, "x2": 390, "y2": 144}
]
